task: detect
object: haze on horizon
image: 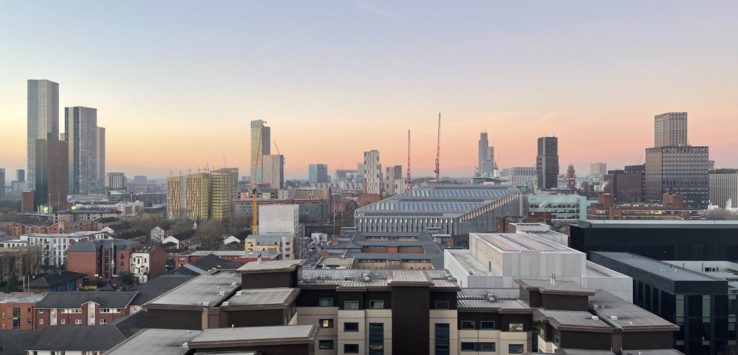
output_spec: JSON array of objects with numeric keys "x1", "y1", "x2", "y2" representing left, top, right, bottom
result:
[{"x1": 1, "y1": 1, "x2": 737, "y2": 179}]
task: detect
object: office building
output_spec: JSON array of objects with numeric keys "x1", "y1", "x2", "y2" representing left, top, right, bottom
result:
[
  {"x1": 590, "y1": 162, "x2": 607, "y2": 177},
  {"x1": 355, "y1": 184, "x2": 522, "y2": 244},
  {"x1": 591, "y1": 252, "x2": 731, "y2": 354},
  {"x1": 363, "y1": 150, "x2": 382, "y2": 195},
  {"x1": 478, "y1": 132, "x2": 494, "y2": 177},
  {"x1": 645, "y1": 112, "x2": 710, "y2": 208},
  {"x1": 209, "y1": 167, "x2": 238, "y2": 220},
  {"x1": 655, "y1": 112, "x2": 688, "y2": 148},
  {"x1": 502, "y1": 167, "x2": 537, "y2": 188},
  {"x1": 570, "y1": 220, "x2": 738, "y2": 262},
  {"x1": 250, "y1": 119, "x2": 271, "y2": 184},
  {"x1": 65, "y1": 106, "x2": 100, "y2": 194},
  {"x1": 525, "y1": 194, "x2": 591, "y2": 224},
  {"x1": 33, "y1": 137, "x2": 68, "y2": 211},
  {"x1": 16, "y1": 169, "x2": 25, "y2": 183},
  {"x1": 27, "y1": 79, "x2": 59, "y2": 190},
  {"x1": 536, "y1": 137, "x2": 559, "y2": 190},
  {"x1": 309, "y1": 163, "x2": 330, "y2": 184},
  {"x1": 167, "y1": 172, "x2": 210, "y2": 220},
  {"x1": 323, "y1": 230, "x2": 447, "y2": 270},
  {"x1": 106, "y1": 172, "x2": 127, "y2": 191},
  {"x1": 262, "y1": 154, "x2": 285, "y2": 189},
  {"x1": 96, "y1": 126, "x2": 106, "y2": 190},
  {"x1": 709, "y1": 169, "x2": 738, "y2": 208},
  {"x1": 604, "y1": 164, "x2": 645, "y2": 203}
]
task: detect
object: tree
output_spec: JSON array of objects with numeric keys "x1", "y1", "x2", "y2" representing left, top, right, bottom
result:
[
  {"x1": 4, "y1": 274, "x2": 20, "y2": 293},
  {"x1": 116, "y1": 272, "x2": 136, "y2": 286}
]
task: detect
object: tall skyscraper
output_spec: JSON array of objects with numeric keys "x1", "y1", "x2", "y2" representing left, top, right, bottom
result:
[
  {"x1": 250, "y1": 120, "x2": 271, "y2": 185},
  {"x1": 308, "y1": 164, "x2": 330, "y2": 184},
  {"x1": 363, "y1": 150, "x2": 382, "y2": 195},
  {"x1": 27, "y1": 79, "x2": 59, "y2": 190},
  {"x1": 645, "y1": 113, "x2": 709, "y2": 208},
  {"x1": 477, "y1": 132, "x2": 494, "y2": 177},
  {"x1": 536, "y1": 137, "x2": 559, "y2": 190},
  {"x1": 262, "y1": 155, "x2": 285, "y2": 189},
  {"x1": 709, "y1": 170, "x2": 738, "y2": 208},
  {"x1": 97, "y1": 126, "x2": 106, "y2": 192},
  {"x1": 65, "y1": 107, "x2": 100, "y2": 195},
  {"x1": 167, "y1": 172, "x2": 210, "y2": 220},
  {"x1": 210, "y1": 168, "x2": 239, "y2": 220},
  {"x1": 34, "y1": 137, "x2": 68, "y2": 211},
  {"x1": 16, "y1": 169, "x2": 25, "y2": 183},
  {"x1": 654, "y1": 112, "x2": 688, "y2": 147}
]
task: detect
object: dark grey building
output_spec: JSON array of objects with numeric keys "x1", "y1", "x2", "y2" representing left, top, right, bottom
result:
[
  {"x1": 0, "y1": 168, "x2": 4, "y2": 200},
  {"x1": 65, "y1": 106, "x2": 100, "y2": 195},
  {"x1": 27, "y1": 79, "x2": 60, "y2": 191},
  {"x1": 536, "y1": 136, "x2": 559, "y2": 190},
  {"x1": 309, "y1": 163, "x2": 330, "y2": 184},
  {"x1": 591, "y1": 252, "x2": 732, "y2": 355}
]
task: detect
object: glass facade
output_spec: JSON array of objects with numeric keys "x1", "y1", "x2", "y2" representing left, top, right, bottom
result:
[
  {"x1": 369, "y1": 323, "x2": 384, "y2": 355},
  {"x1": 434, "y1": 323, "x2": 450, "y2": 355}
]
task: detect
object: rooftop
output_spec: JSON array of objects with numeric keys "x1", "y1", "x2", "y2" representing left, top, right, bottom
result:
[
  {"x1": 182, "y1": 250, "x2": 280, "y2": 258},
  {"x1": 577, "y1": 220, "x2": 738, "y2": 229},
  {"x1": 589, "y1": 291, "x2": 679, "y2": 332},
  {"x1": 536, "y1": 309, "x2": 613, "y2": 332},
  {"x1": 129, "y1": 274, "x2": 195, "y2": 305},
  {"x1": 223, "y1": 287, "x2": 299, "y2": 309},
  {"x1": 36, "y1": 291, "x2": 139, "y2": 309},
  {"x1": 456, "y1": 287, "x2": 530, "y2": 313},
  {"x1": 355, "y1": 184, "x2": 520, "y2": 218},
  {"x1": 517, "y1": 279, "x2": 595, "y2": 296},
  {"x1": 0, "y1": 292, "x2": 45, "y2": 304},
  {"x1": 146, "y1": 271, "x2": 241, "y2": 309},
  {"x1": 67, "y1": 238, "x2": 140, "y2": 252},
  {"x1": 105, "y1": 328, "x2": 201, "y2": 355},
  {"x1": 471, "y1": 232, "x2": 577, "y2": 253},
  {"x1": 300, "y1": 269, "x2": 458, "y2": 290},
  {"x1": 445, "y1": 249, "x2": 494, "y2": 276},
  {"x1": 237, "y1": 259, "x2": 304, "y2": 273},
  {"x1": 29, "y1": 325, "x2": 126, "y2": 351},
  {"x1": 591, "y1": 252, "x2": 723, "y2": 283},
  {"x1": 187, "y1": 325, "x2": 317, "y2": 348}
]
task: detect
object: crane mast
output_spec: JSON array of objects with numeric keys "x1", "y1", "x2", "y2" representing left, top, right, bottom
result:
[
  {"x1": 406, "y1": 130, "x2": 412, "y2": 190},
  {"x1": 434, "y1": 113, "x2": 441, "y2": 183}
]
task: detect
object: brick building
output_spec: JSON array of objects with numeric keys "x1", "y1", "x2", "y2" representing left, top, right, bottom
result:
[
  {"x1": 34, "y1": 291, "x2": 138, "y2": 329},
  {"x1": 66, "y1": 239, "x2": 140, "y2": 280},
  {"x1": 130, "y1": 244, "x2": 167, "y2": 283},
  {"x1": 175, "y1": 250, "x2": 280, "y2": 269},
  {"x1": 1, "y1": 221, "x2": 99, "y2": 237},
  {"x1": 0, "y1": 293, "x2": 44, "y2": 330}
]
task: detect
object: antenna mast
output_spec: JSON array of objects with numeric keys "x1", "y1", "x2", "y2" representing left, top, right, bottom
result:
[
  {"x1": 407, "y1": 130, "x2": 412, "y2": 190},
  {"x1": 434, "y1": 113, "x2": 441, "y2": 183}
]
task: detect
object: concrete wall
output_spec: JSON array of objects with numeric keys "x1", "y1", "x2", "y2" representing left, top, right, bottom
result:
[{"x1": 260, "y1": 204, "x2": 299, "y2": 235}]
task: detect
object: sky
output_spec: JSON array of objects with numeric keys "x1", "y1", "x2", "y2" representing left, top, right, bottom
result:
[{"x1": 1, "y1": 1, "x2": 737, "y2": 180}]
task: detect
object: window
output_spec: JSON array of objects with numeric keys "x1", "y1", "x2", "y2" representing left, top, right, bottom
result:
[
  {"x1": 12, "y1": 307, "x2": 20, "y2": 329},
  {"x1": 434, "y1": 300, "x2": 449, "y2": 309},
  {"x1": 459, "y1": 320, "x2": 475, "y2": 329},
  {"x1": 60, "y1": 319, "x2": 66, "y2": 325},
  {"x1": 369, "y1": 323, "x2": 384, "y2": 355},
  {"x1": 480, "y1": 321, "x2": 495, "y2": 329},
  {"x1": 509, "y1": 344, "x2": 525, "y2": 353},
  {"x1": 344, "y1": 344, "x2": 359, "y2": 354},
  {"x1": 318, "y1": 340, "x2": 334, "y2": 350},
  {"x1": 344, "y1": 322, "x2": 359, "y2": 332},
  {"x1": 479, "y1": 343, "x2": 496, "y2": 351},
  {"x1": 344, "y1": 300, "x2": 360, "y2": 310},
  {"x1": 509, "y1": 323, "x2": 524, "y2": 332},
  {"x1": 461, "y1": 342, "x2": 476, "y2": 351},
  {"x1": 434, "y1": 323, "x2": 450, "y2": 355},
  {"x1": 75, "y1": 319, "x2": 82, "y2": 325},
  {"x1": 39, "y1": 319, "x2": 44, "y2": 325},
  {"x1": 369, "y1": 300, "x2": 384, "y2": 309},
  {"x1": 100, "y1": 319, "x2": 107, "y2": 325},
  {"x1": 319, "y1": 319, "x2": 334, "y2": 328},
  {"x1": 318, "y1": 298, "x2": 334, "y2": 307}
]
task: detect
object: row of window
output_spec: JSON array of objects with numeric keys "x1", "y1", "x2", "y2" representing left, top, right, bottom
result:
[{"x1": 318, "y1": 298, "x2": 386, "y2": 309}]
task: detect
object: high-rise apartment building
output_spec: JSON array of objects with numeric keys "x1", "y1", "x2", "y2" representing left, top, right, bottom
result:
[
  {"x1": 262, "y1": 155, "x2": 284, "y2": 189},
  {"x1": 308, "y1": 164, "x2": 329, "y2": 184},
  {"x1": 709, "y1": 170, "x2": 738, "y2": 208},
  {"x1": 106, "y1": 172, "x2": 127, "y2": 191},
  {"x1": 27, "y1": 79, "x2": 59, "y2": 190},
  {"x1": 645, "y1": 113, "x2": 709, "y2": 208},
  {"x1": 65, "y1": 107, "x2": 100, "y2": 195},
  {"x1": 590, "y1": 162, "x2": 607, "y2": 177},
  {"x1": 655, "y1": 112, "x2": 688, "y2": 147},
  {"x1": 16, "y1": 169, "x2": 25, "y2": 183},
  {"x1": 96, "y1": 126, "x2": 106, "y2": 191},
  {"x1": 363, "y1": 150, "x2": 382, "y2": 195},
  {"x1": 536, "y1": 137, "x2": 559, "y2": 190},
  {"x1": 383, "y1": 165, "x2": 406, "y2": 196},
  {"x1": 210, "y1": 168, "x2": 239, "y2": 220},
  {"x1": 250, "y1": 120, "x2": 270, "y2": 185},
  {"x1": 477, "y1": 132, "x2": 494, "y2": 177},
  {"x1": 167, "y1": 172, "x2": 210, "y2": 220},
  {"x1": 34, "y1": 138, "x2": 68, "y2": 211}
]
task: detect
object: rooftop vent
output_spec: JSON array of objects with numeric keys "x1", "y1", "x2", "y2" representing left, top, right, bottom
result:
[
  {"x1": 610, "y1": 315, "x2": 618, "y2": 321},
  {"x1": 230, "y1": 281, "x2": 237, "y2": 286},
  {"x1": 222, "y1": 301, "x2": 230, "y2": 307},
  {"x1": 590, "y1": 315, "x2": 599, "y2": 320},
  {"x1": 202, "y1": 301, "x2": 210, "y2": 307},
  {"x1": 218, "y1": 291, "x2": 225, "y2": 296},
  {"x1": 236, "y1": 291, "x2": 243, "y2": 296}
]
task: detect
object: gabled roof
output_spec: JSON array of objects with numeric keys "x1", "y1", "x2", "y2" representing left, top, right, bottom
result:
[
  {"x1": 29, "y1": 326, "x2": 126, "y2": 351},
  {"x1": 0, "y1": 330, "x2": 39, "y2": 355},
  {"x1": 67, "y1": 239, "x2": 140, "y2": 252},
  {"x1": 28, "y1": 271, "x2": 86, "y2": 289},
  {"x1": 111, "y1": 310, "x2": 150, "y2": 338},
  {"x1": 36, "y1": 291, "x2": 139, "y2": 309}
]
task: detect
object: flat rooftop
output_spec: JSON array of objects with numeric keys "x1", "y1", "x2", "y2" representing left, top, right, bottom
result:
[
  {"x1": 188, "y1": 325, "x2": 317, "y2": 348},
  {"x1": 183, "y1": 250, "x2": 280, "y2": 258},
  {"x1": 355, "y1": 184, "x2": 520, "y2": 218},
  {"x1": 536, "y1": 309, "x2": 612, "y2": 332},
  {"x1": 223, "y1": 287, "x2": 299, "y2": 309},
  {"x1": 472, "y1": 232, "x2": 577, "y2": 253},
  {"x1": 300, "y1": 269, "x2": 458, "y2": 290},
  {"x1": 578, "y1": 220, "x2": 738, "y2": 229},
  {"x1": 585, "y1": 261, "x2": 631, "y2": 279},
  {"x1": 146, "y1": 271, "x2": 241, "y2": 309},
  {"x1": 105, "y1": 328, "x2": 201, "y2": 355},
  {"x1": 592, "y1": 252, "x2": 722, "y2": 283},
  {"x1": 590, "y1": 290, "x2": 678, "y2": 331},
  {"x1": 518, "y1": 279, "x2": 595, "y2": 296},
  {"x1": 457, "y1": 287, "x2": 530, "y2": 313},
  {"x1": 237, "y1": 259, "x2": 303, "y2": 273},
  {"x1": 0, "y1": 293, "x2": 44, "y2": 304},
  {"x1": 446, "y1": 249, "x2": 494, "y2": 276}
]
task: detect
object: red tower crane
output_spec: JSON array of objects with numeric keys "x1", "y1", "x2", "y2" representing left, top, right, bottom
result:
[{"x1": 434, "y1": 113, "x2": 441, "y2": 183}]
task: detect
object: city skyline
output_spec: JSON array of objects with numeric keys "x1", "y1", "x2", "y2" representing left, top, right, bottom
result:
[{"x1": 2, "y1": 1, "x2": 738, "y2": 179}]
